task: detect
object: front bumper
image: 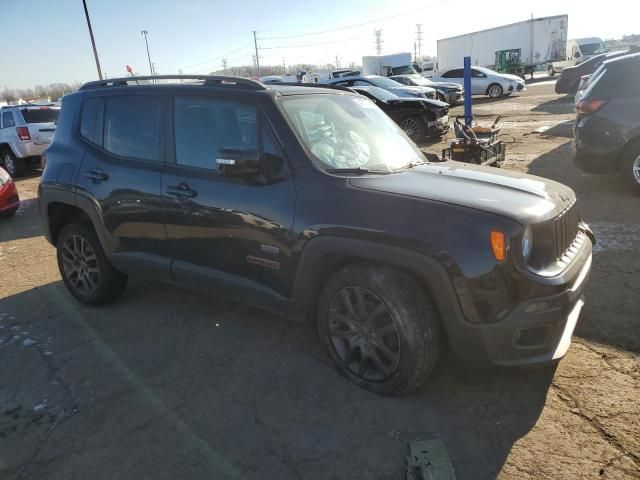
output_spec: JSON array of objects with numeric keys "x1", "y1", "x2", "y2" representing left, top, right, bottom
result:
[{"x1": 445, "y1": 235, "x2": 593, "y2": 367}]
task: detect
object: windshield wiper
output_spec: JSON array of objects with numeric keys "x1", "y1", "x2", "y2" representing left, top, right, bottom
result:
[
  {"x1": 394, "y1": 160, "x2": 429, "y2": 171},
  {"x1": 325, "y1": 167, "x2": 391, "y2": 175}
]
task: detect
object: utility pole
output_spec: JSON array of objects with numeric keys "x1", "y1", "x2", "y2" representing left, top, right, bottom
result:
[
  {"x1": 141, "y1": 30, "x2": 155, "y2": 82},
  {"x1": 335, "y1": 55, "x2": 340, "y2": 69},
  {"x1": 416, "y1": 24, "x2": 423, "y2": 61},
  {"x1": 252, "y1": 31, "x2": 260, "y2": 77},
  {"x1": 82, "y1": 0, "x2": 103, "y2": 80},
  {"x1": 374, "y1": 29, "x2": 383, "y2": 55},
  {"x1": 222, "y1": 59, "x2": 228, "y2": 74},
  {"x1": 414, "y1": 42, "x2": 417, "y2": 63},
  {"x1": 282, "y1": 58, "x2": 286, "y2": 75}
]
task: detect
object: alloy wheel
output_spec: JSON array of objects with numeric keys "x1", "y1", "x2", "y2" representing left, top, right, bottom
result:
[
  {"x1": 60, "y1": 234, "x2": 100, "y2": 295},
  {"x1": 401, "y1": 118, "x2": 420, "y2": 141},
  {"x1": 489, "y1": 85, "x2": 502, "y2": 98},
  {"x1": 4, "y1": 154, "x2": 15, "y2": 175},
  {"x1": 327, "y1": 286, "x2": 401, "y2": 381},
  {"x1": 633, "y1": 155, "x2": 640, "y2": 185}
]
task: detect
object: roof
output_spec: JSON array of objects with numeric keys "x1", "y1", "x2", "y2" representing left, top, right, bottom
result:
[{"x1": 603, "y1": 51, "x2": 640, "y2": 67}]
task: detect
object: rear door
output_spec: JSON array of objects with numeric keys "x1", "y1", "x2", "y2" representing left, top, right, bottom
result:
[
  {"x1": 19, "y1": 107, "x2": 60, "y2": 147},
  {"x1": 162, "y1": 94, "x2": 296, "y2": 313},
  {"x1": 75, "y1": 93, "x2": 170, "y2": 279}
]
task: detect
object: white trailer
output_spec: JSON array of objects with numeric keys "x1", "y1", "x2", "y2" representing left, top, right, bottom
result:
[
  {"x1": 362, "y1": 53, "x2": 415, "y2": 76},
  {"x1": 436, "y1": 15, "x2": 568, "y2": 74}
]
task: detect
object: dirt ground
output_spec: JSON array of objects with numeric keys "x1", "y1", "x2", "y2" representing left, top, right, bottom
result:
[{"x1": 1, "y1": 81, "x2": 639, "y2": 480}]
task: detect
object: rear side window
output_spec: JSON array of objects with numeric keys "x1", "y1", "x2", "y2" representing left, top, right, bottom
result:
[
  {"x1": 80, "y1": 97, "x2": 104, "y2": 145},
  {"x1": 104, "y1": 97, "x2": 161, "y2": 161},
  {"x1": 174, "y1": 97, "x2": 257, "y2": 171},
  {"x1": 591, "y1": 60, "x2": 640, "y2": 97},
  {"x1": 21, "y1": 108, "x2": 60, "y2": 124},
  {"x1": 442, "y1": 69, "x2": 462, "y2": 78},
  {"x1": 2, "y1": 111, "x2": 15, "y2": 128}
]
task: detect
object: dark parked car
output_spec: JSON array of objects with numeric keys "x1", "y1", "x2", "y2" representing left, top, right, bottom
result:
[
  {"x1": 555, "y1": 47, "x2": 640, "y2": 95},
  {"x1": 352, "y1": 86, "x2": 449, "y2": 141},
  {"x1": 573, "y1": 53, "x2": 640, "y2": 191},
  {"x1": 389, "y1": 74, "x2": 464, "y2": 105},
  {"x1": 39, "y1": 75, "x2": 594, "y2": 396}
]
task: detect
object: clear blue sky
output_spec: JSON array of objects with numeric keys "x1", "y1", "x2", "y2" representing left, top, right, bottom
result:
[{"x1": 1, "y1": 0, "x2": 637, "y2": 89}]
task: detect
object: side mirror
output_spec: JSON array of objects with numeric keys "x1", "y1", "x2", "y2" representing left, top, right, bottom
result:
[{"x1": 217, "y1": 148, "x2": 260, "y2": 177}]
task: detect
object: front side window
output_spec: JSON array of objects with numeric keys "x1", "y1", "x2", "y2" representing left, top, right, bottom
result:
[
  {"x1": 2, "y1": 112, "x2": 15, "y2": 128},
  {"x1": 471, "y1": 69, "x2": 486, "y2": 78},
  {"x1": 104, "y1": 97, "x2": 160, "y2": 161},
  {"x1": 174, "y1": 97, "x2": 257, "y2": 171},
  {"x1": 280, "y1": 94, "x2": 425, "y2": 172},
  {"x1": 442, "y1": 69, "x2": 462, "y2": 78}
]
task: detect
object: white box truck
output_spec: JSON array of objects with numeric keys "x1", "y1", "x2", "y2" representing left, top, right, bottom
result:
[
  {"x1": 436, "y1": 15, "x2": 568, "y2": 77},
  {"x1": 362, "y1": 53, "x2": 416, "y2": 76}
]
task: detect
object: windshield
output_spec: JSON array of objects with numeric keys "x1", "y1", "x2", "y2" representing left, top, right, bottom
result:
[
  {"x1": 367, "y1": 77, "x2": 404, "y2": 89},
  {"x1": 358, "y1": 87, "x2": 398, "y2": 102},
  {"x1": 580, "y1": 42, "x2": 608, "y2": 56},
  {"x1": 404, "y1": 76, "x2": 431, "y2": 86},
  {"x1": 280, "y1": 94, "x2": 425, "y2": 172},
  {"x1": 391, "y1": 65, "x2": 418, "y2": 75},
  {"x1": 20, "y1": 107, "x2": 60, "y2": 124}
]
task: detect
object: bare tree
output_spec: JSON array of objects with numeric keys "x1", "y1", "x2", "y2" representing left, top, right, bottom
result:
[{"x1": 1, "y1": 87, "x2": 16, "y2": 102}]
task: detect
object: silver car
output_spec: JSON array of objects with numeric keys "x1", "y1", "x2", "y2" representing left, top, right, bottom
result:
[
  {"x1": 0, "y1": 105, "x2": 60, "y2": 177},
  {"x1": 390, "y1": 74, "x2": 464, "y2": 105},
  {"x1": 323, "y1": 75, "x2": 437, "y2": 100}
]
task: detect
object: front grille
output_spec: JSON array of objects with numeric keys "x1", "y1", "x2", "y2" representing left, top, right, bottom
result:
[{"x1": 552, "y1": 203, "x2": 580, "y2": 260}]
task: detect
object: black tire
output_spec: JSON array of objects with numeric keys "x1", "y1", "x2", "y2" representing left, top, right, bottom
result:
[
  {"x1": 0, "y1": 207, "x2": 18, "y2": 217},
  {"x1": 548, "y1": 65, "x2": 556, "y2": 77},
  {"x1": 3, "y1": 150, "x2": 26, "y2": 178},
  {"x1": 56, "y1": 223, "x2": 128, "y2": 306},
  {"x1": 317, "y1": 263, "x2": 440, "y2": 396},
  {"x1": 400, "y1": 115, "x2": 426, "y2": 142},
  {"x1": 487, "y1": 83, "x2": 503, "y2": 98},
  {"x1": 621, "y1": 141, "x2": 640, "y2": 193}
]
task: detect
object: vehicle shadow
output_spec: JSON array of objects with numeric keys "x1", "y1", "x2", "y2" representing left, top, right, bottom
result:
[
  {"x1": 527, "y1": 142, "x2": 640, "y2": 355},
  {"x1": 531, "y1": 95, "x2": 575, "y2": 114},
  {"x1": 0, "y1": 198, "x2": 43, "y2": 242},
  {"x1": 0, "y1": 279, "x2": 554, "y2": 480}
]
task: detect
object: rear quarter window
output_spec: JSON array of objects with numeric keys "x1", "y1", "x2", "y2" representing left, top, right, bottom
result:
[
  {"x1": 591, "y1": 60, "x2": 640, "y2": 97},
  {"x1": 79, "y1": 97, "x2": 104, "y2": 146}
]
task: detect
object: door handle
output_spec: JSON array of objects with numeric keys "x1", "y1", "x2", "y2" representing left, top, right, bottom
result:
[
  {"x1": 166, "y1": 183, "x2": 197, "y2": 199},
  {"x1": 83, "y1": 169, "x2": 109, "y2": 183}
]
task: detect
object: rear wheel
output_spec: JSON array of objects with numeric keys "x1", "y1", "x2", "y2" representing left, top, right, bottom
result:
[
  {"x1": 487, "y1": 83, "x2": 503, "y2": 98},
  {"x1": 3, "y1": 151, "x2": 26, "y2": 178},
  {"x1": 548, "y1": 65, "x2": 556, "y2": 77},
  {"x1": 56, "y1": 223, "x2": 128, "y2": 305},
  {"x1": 621, "y1": 142, "x2": 640, "y2": 193},
  {"x1": 400, "y1": 116, "x2": 426, "y2": 142},
  {"x1": 317, "y1": 264, "x2": 440, "y2": 395}
]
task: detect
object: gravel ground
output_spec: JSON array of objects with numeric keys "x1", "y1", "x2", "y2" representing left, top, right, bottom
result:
[{"x1": 0, "y1": 81, "x2": 638, "y2": 480}]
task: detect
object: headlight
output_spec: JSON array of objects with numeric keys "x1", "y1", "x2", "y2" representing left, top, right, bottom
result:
[
  {"x1": 0, "y1": 168, "x2": 10, "y2": 186},
  {"x1": 522, "y1": 225, "x2": 533, "y2": 260}
]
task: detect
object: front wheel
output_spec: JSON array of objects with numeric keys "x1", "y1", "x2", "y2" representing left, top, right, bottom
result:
[
  {"x1": 317, "y1": 264, "x2": 440, "y2": 395},
  {"x1": 3, "y1": 151, "x2": 26, "y2": 178},
  {"x1": 548, "y1": 65, "x2": 556, "y2": 77},
  {"x1": 487, "y1": 83, "x2": 504, "y2": 98},
  {"x1": 400, "y1": 116, "x2": 426, "y2": 142},
  {"x1": 56, "y1": 223, "x2": 128, "y2": 305}
]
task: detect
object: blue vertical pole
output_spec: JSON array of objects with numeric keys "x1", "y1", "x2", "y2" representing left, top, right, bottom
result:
[{"x1": 463, "y1": 56, "x2": 472, "y2": 127}]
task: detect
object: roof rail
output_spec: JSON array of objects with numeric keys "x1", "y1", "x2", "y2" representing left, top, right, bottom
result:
[
  {"x1": 79, "y1": 75, "x2": 266, "y2": 91},
  {"x1": 273, "y1": 82, "x2": 355, "y2": 93}
]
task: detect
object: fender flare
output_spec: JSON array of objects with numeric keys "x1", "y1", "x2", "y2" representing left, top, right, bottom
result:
[{"x1": 287, "y1": 235, "x2": 466, "y2": 329}]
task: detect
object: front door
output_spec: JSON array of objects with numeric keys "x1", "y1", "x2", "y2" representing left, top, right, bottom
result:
[
  {"x1": 162, "y1": 95, "x2": 296, "y2": 314},
  {"x1": 75, "y1": 94, "x2": 170, "y2": 279},
  {"x1": 471, "y1": 68, "x2": 490, "y2": 94}
]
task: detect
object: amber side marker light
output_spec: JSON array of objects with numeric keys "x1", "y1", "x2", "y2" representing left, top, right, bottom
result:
[{"x1": 490, "y1": 230, "x2": 506, "y2": 261}]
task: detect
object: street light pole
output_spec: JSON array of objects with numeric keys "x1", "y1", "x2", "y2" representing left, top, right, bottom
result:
[
  {"x1": 82, "y1": 0, "x2": 103, "y2": 80},
  {"x1": 141, "y1": 30, "x2": 155, "y2": 81}
]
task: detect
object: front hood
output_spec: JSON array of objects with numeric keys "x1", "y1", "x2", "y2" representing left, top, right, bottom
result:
[
  {"x1": 348, "y1": 162, "x2": 575, "y2": 224},
  {"x1": 430, "y1": 82, "x2": 462, "y2": 91},
  {"x1": 390, "y1": 86, "x2": 435, "y2": 97}
]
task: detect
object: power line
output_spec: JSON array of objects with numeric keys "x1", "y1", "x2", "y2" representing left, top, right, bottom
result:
[
  {"x1": 162, "y1": 42, "x2": 253, "y2": 70},
  {"x1": 374, "y1": 29, "x2": 383, "y2": 55},
  {"x1": 259, "y1": 0, "x2": 448, "y2": 40},
  {"x1": 259, "y1": 34, "x2": 369, "y2": 50}
]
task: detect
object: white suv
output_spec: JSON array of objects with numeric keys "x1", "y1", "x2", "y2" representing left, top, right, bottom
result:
[
  {"x1": 0, "y1": 105, "x2": 60, "y2": 177},
  {"x1": 432, "y1": 67, "x2": 526, "y2": 98}
]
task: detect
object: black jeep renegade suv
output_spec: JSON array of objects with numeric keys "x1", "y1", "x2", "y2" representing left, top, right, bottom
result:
[{"x1": 39, "y1": 75, "x2": 594, "y2": 395}]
